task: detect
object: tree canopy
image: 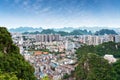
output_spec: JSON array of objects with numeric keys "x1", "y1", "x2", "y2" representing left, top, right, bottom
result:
[
  {"x1": 75, "y1": 53, "x2": 116, "y2": 80},
  {"x1": 0, "y1": 27, "x2": 36, "y2": 80},
  {"x1": 75, "y1": 41, "x2": 120, "y2": 80}
]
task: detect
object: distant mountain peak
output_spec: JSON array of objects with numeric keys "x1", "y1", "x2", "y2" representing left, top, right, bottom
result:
[{"x1": 9, "y1": 27, "x2": 43, "y2": 33}]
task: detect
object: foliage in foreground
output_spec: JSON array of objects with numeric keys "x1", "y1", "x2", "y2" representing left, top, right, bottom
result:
[{"x1": 0, "y1": 27, "x2": 36, "y2": 80}]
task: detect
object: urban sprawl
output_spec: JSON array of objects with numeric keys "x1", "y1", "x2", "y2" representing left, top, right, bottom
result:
[{"x1": 11, "y1": 33, "x2": 120, "y2": 80}]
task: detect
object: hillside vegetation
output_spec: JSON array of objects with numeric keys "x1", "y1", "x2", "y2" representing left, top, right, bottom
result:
[
  {"x1": 95, "y1": 29, "x2": 117, "y2": 35},
  {"x1": 0, "y1": 27, "x2": 36, "y2": 80},
  {"x1": 74, "y1": 41, "x2": 120, "y2": 80}
]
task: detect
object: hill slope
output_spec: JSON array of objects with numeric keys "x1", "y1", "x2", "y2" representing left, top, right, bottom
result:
[
  {"x1": 74, "y1": 42, "x2": 120, "y2": 80},
  {"x1": 0, "y1": 27, "x2": 36, "y2": 80},
  {"x1": 95, "y1": 29, "x2": 117, "y2": 35}
]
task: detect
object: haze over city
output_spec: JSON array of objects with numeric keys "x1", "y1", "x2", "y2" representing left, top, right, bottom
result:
[{"x1": 0, "y1": 0, "x2": 120, "y2": 29}]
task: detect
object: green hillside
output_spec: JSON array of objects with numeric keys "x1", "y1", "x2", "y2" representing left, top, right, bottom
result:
[
  {"x1": 95, "y1": 29, "x2": 117, "y2": 35},
  {"x1": 0, "y1": 27, "x2": 36, "y2": 80},
  {"x1": 74, "y1": 41, "x2": 120, "y2": 80}
]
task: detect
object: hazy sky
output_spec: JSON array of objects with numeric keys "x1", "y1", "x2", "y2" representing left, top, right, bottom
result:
[{"x1": 0, "y1": 0, "x2": 120, "y2": 29}]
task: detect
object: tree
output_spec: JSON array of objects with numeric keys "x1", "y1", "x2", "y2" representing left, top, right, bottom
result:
[
  {"x1": 74, "y1": 41, "x2": 120, "y2": 80},
  {"x1": 0, "y1": 70, "x2": 18, "y2": 80},
  {"x1": 95, "y1": 42, "x2": 120, "y2": 58},
  {"x1": 113, "y1": 59, "x2": 120, "y2": 80},
  {"x1": 63, "y1": 73, "x2": 70, "y2": 79},
  {"x1": 75, "y1": 53, "x2": 116, "y2": 80},
  {"x1": 42, "y1": 75, "x2": 50, "y2": 80},
  {"x1": 0, "y1": 27, "x2": 36, "y2": 80}
]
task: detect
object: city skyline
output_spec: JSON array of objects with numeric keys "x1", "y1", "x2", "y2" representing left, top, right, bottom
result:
[{"x1": 0, "y1": 0, "x2": 120, "y2": 28}]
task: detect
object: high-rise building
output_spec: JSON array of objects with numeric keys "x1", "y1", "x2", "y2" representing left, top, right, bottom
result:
[
  {"x1": 115, "y1": 35, "x2": 120, "y2": 43},
  {"x1": 35, "y1": 34, "x2": 60, "y2": 42}
]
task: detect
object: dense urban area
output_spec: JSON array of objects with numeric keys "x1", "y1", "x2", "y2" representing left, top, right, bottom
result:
[
  {"x1": 12, "y1": 28, "x2": 120, "y2": 80},
  {"x1": 1, "y1": 0, "x2": 120, "y2": 80},
  {"x1": 0, "y1": 27, "x2": 120, "y2": 80}
]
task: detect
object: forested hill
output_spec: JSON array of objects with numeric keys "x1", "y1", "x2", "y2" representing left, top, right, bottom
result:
[
  {"x1": 74, "y1": 41, "x2": 120, "y2": 80},
  {"x1": 23, "y1": 29, "x2": 92, "y2": 36},
  {"x1": 23, "y1": 29, "x2": 118, "y2": 36},
  {"x1": 95, "y1": 29, "x2": 118, "y2": 35},
  {"x1": 0, "y1": 27, "x2": 36, "y2": 80}
]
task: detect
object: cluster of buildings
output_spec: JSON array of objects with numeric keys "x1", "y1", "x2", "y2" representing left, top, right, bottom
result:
[
  {"x1": 77, "y1": 35, "x2": 120, "y2": 45},
  {"x1": 11, "y1": 33, "x2": 78, "y2": 80},
  {"x1": 11, "y1": 32, "x2": 120, "y2": 80},
  {"x1": 24, "y1": 53, "x2": 76, "y2": 80},
  {"x1": 35, "y1": 34, "x2": 60, "y2": 42}
]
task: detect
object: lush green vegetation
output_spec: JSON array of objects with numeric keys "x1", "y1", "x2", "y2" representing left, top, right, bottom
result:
[
  {"x1": 74, "y1": 41, "x2": 120, "y2": 80},
  {"x1": 95, "y1": 29, "x2": 117, "y2": 35},
  {"x1": 113, "y1": 59, "x2": 120, "y2": 79},
  {"x1": 0, "y1": 27, "x2": 36, "y2": 80},
  {"x1": 75, "y1": 53, "x2": 118, "y2": 80},
  {"x1": 41, "y1": 75, "x2": 50, "y2": 80},
  {"x1": 76, "y1": 42, "x2": 120, "y2": 58},
  {"x1": 0, "y1": 70, "x2": 18, "y2": 80},
  {"x1": 63, "y1": 73, "x2": 70, "y2": 79}
]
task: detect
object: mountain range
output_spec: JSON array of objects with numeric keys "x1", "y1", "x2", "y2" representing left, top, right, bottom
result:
[
  {"x1": 9, "y1": 27, "x2": 43, "y2": 33},
  {"x1": 9, "y1": 26, "x2": 120, "y2": 34}
]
